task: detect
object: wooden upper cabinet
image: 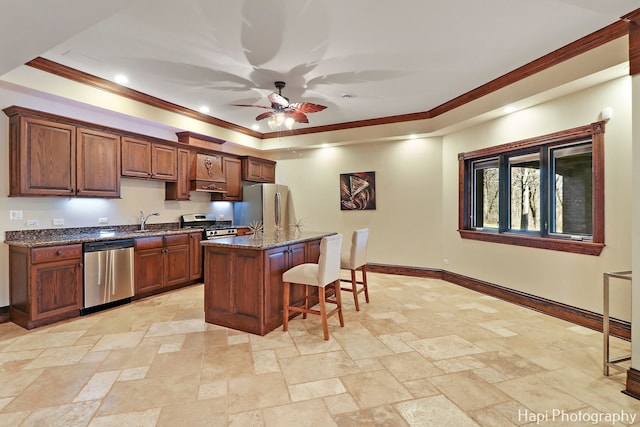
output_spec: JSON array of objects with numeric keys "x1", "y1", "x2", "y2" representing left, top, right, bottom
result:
[
  {"x1": 165, "y1": 148, "x2": 191, "y2": 201},
  {"x1": 9, "y1": 115, "x2": 76, "y2": 196},
  {"x1": 121, "y1": 137, "x2": 177, "y2": 181},
  {"x1": 76, "y1": 127, "x2": 120, "y2": 198},
  {"x1": 241, "y1": 156, "x2": 276, "y2": 183},
  {"x1": 121, "y1": 137, "x2": 151, "y2": 178},
  {"x1": 212, "y1": 156, "x2": 242, "y2": 201},
  {"x1": 5, "y1": 108, "x2": 120, "y2": 198},
  {"x1": 152, "y1": 143, "x2": 178, "y2": 181}
]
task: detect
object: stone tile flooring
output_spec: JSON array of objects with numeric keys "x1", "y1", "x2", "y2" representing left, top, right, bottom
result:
[{"x1": 0, "y1": 273, "x2": 638, "y2": 426}]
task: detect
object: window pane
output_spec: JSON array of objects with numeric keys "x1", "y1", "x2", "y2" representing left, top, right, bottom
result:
[
  {"x1": 551, "y1": 143, "x2": 592, "y2": 235},
  {"x1": 472, "y1": 159, "x2": 499, "y2": 228},
  {"x1": 509, "y1": 153, "x2": 540, "y2": 231}
]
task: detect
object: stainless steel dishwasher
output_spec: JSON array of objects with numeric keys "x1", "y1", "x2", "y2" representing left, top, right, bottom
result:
[{"x1": 81, "y1": 239, "x2": 135, "y2": 315}]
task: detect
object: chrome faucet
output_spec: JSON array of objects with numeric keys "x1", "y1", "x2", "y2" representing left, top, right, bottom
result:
[{"x1": 139, "y1": 210, "x2": 160, "y2": 231}]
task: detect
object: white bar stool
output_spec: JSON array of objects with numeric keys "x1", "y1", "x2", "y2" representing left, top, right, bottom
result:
[
  {"x1": 282, "y1": 234, "x2": 344, "y2": 340},
  {"x1": 340, "y1": 228, "x2": 370, "y2": 311}
]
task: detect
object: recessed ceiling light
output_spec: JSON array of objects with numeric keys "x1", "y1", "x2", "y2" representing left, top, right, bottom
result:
[
  {"x1": 503, "y1": 105, "x2": 517, "y2": 114},
  {"x1": 341, "y1": 93, "x2": 356, "y2": 100},
  {"x1": 114, "y1": 74, "x2": 128, "y2": 85},
  {"x1": 199, "y1": 106, "x2": 210, "y2": 114},
  {"x1": 251, "y1": 124, "x2": 260, "y2": 131},
  {"x1": 408, "y1": 134, "x2": 417, "y2": 139}
]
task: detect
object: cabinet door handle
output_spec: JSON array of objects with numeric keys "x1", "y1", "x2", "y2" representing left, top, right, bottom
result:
[{"x1": 56, "y1": 250, "x2": 63, "y2": 256}]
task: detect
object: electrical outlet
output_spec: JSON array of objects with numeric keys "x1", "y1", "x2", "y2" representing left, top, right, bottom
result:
[
  {"x1": 52, "y1": 218, "x2": 64, "y2": 226},
  {"x1": 26, "y1": 219, "x2": 39, "y2": 227},
  {"x1": 443, "y1": 258, "x2": 449, "y2": 265},
  {"x1": 9, "y1": 210, "x2": 23, "y2": 220},
  {"x1": 98, "y1": 217, "x2": 109, "y2": 224}
]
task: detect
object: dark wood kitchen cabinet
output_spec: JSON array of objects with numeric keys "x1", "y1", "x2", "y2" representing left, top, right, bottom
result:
[
  {"x1": 134, "y1": 233, "x2": 190, "y2": 295},
  {"x1": 8, "y1": 244, "x2": 83, "y2": 329},
  {"x1": 203, "y1": 237, "x2": 322, "y2": 335},
  {"x1": 189, "y1": 232, "x2": 204, "y2": 280},
  {"x1": 164, "y1": 234, "x2": 190, "y2": 286},
  {"x1": 165, "y1": 148, "x2": 191, "y2": 200},
  {"x1": 121, "y1": 137, "x2": 178, "y2": 181},
  {"x1": 4, "y1": 107, "x2": 121, "y2": 197},
  {"x1": 134, "y1": 236, "x2": 164, "y2": 294},
  {"x1": 76, "y1": 127, "x2": 121, "y2": 197},
  {"x1": 263, "y1": 242, "x2": 307, "y2": 328},
  {"x1": 211, "y1": 156, "x2": 242, "y2": 201},
  {"x1": 241, "y1": 156, "x2": 276, "y2": 183}
]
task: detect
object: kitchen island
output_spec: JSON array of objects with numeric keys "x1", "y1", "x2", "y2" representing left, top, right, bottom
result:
[{"x1": 202, "y1": 230, "x2": 334, "y2": 335}]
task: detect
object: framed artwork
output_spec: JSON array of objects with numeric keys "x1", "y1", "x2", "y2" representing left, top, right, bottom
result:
[{"x1": 340, "y1": 171, "x2": 376, "y2": 210}]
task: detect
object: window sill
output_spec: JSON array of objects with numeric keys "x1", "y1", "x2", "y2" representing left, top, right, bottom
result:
[{"x1": 458, "y1": 229, "x2": 604, "y2": 256}]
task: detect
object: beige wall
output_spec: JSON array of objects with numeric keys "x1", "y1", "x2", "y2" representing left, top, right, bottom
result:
[{"x1": 274, "y1": 137, "x2": 443, "y2": 268}]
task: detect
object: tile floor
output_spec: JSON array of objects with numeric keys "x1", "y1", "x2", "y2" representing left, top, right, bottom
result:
[{"x1": 0, "y1": 273, "x2": 638, "y2": 426}]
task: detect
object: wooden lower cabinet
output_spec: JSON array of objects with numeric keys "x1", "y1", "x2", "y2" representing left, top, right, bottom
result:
[
  {"x1": 189, "y1": 232, "x2": 204, "y2": 280},
  {"x1": 134, "y1": 237, "x2": 164, "y2": 294},
  {"x1": 134, "y1": 233, "x2": 191, "y2": 295},
  {"x1": 164, "y1": 234, "x2": 190, "y2": 286},
  {"x1": 264, "y1": 243, "x2": 306, "y2": 328},
  {"x1": 9, "y1": 244, "x2": 83, "y2": 329},
  {"x1": 203, "y1": 238, "x2": 321, "y2": 335}
]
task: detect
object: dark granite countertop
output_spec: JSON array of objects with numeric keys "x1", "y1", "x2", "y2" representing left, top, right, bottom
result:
[
  {"x1": 201, "y1": 230, "x2": 335, "y2": 250},
  {"x1": 4, "y1": 224, "x2": 203, "y2": 248}
]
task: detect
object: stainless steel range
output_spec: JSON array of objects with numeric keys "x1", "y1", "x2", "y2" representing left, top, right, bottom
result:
[{"x1": 180, "y1": 213, "x2": 238, "y2": 239}]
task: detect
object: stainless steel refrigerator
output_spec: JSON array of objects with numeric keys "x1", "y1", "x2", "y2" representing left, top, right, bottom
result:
[{"x1": 234, "y1": 183, "x2": 296, "y2": 232}]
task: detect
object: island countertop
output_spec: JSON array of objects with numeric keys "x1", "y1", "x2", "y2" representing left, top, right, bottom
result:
[
  {"x1": 200, "y1": 230, "x2": 335, "y2": 250},
  {"x1": 202, "y1": 230, "x2": 334, "y2": 335}
]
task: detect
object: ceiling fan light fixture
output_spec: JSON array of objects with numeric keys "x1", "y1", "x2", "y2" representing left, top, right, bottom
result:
[
  {"x1": 274, "y1": 112, "x2": 285, "y2": 127},
  {"x1": 235, "y1": 81, "x2": 327, "y2": 132},
  {"x1": 284, "y1": 116, "x2": 295, "y2": 130}
]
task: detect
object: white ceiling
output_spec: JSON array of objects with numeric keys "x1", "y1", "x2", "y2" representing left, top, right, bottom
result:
[{"x1": 2, "y1": 0, "x2": 639, "y2": 133}]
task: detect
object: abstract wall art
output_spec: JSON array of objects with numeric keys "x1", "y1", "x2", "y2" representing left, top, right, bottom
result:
[{"x1": 340, "y1": 171, "x2": 376, "y2": 210}]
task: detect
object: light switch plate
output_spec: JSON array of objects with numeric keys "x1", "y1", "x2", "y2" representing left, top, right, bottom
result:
[
  {"x1": 52, "y1": 218, "x2": 64, "y2": 226},
  {"x1": 9, "y1": 210, "x2": 23, "y2": 220},
  {"x1": 98, "y1": 217, "x2": 109, "y2": 224}
]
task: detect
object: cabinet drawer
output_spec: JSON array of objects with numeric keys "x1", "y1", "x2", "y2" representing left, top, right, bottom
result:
[
  {"x1": 134, "y1": 236, "x2": 164, "y2": 250},
  {"x1": 164, "y1": 234, "x2": 189, "y2": 246},
  {"x1": 31, "y1": 244, "x2": 82, "y2": 264}
]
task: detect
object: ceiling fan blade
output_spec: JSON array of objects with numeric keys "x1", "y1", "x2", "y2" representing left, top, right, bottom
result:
[
  {"x1": 231, "y1": 104, "x2": 272, "y2": 109},
  {"x1": 268, "y1": 92, "x2": 289, "y2": 108},
  {"x1": 255, "y1": 111, "x2": 275, "y2": 121},
  {"x1": 286, "y1": 111, "x2": 309, "y2": 123},
  {"x1": 288, "y1": 102, "x2": 327, "y2": 114}
]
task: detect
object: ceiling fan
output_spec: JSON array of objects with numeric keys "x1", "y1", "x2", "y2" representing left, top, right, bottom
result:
[{"x1": 234, "y1": 81, "x2": 327, "y2": 130}]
